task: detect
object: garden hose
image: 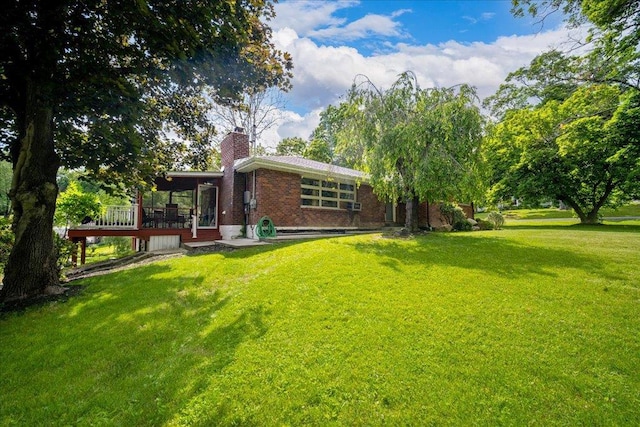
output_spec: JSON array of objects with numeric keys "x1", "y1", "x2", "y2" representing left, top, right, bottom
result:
[{"x1": 255, "y1": 216, "x2": 277, "y2": 239}]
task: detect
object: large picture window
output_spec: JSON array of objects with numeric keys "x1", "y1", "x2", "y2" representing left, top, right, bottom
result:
[{"x1": 301, "y1": 177, "x2": 355, "y2": 209}]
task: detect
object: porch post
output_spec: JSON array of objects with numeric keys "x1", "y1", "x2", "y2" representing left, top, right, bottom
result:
[{"x1": 136, "y1": 190, "x2": 144, "y2": 230}]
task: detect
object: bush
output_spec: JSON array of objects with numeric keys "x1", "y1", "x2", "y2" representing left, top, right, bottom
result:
[
  {"x1": 475, "y1": 219, "x2": 493, "y2": 230},
  {"x1": 54, "y1": 233, "x2": 76, "y2": 273},
  {"x1": 439, "y1": 202, "x2": 470, "y2": 231},
  {"x1": 486, "y1": 211, "x2": 505, "y2": 230}
]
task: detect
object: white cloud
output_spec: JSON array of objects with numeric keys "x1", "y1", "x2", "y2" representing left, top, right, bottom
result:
[
  {"x1": 271, "y1": 0, "x2": 359, "y2": 36},
  {"x1": 258, "y1": 109, "x2": 321, "y2": 151},
  {"x1": 261, "y1": 2, "x2": 590, "y2": 150},
  {"x1": 272, "y1": 0, "x2": 410, "y2": 42},
  {"x1": 308, "y1": 13, "x2": 408, "y2": 41},
  {"x1": 274, "y1": 25, "x2": 583, "y2": 112}
]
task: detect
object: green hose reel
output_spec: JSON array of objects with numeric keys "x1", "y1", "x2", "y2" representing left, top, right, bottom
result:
[{"x1": 255, "y1": 216, "x2": 277, "y2": 239}]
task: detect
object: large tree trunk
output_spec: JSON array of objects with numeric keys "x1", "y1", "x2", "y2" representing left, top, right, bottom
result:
[
  {"x1": 404, "y1": 195, "x2": 420, "y2": 232},
  {"x1": 0, "y1": 81, "x2": 61, "y2": 302},
  {"x1": 563, "y1": 198, "x2": 601, "y2": 225}
]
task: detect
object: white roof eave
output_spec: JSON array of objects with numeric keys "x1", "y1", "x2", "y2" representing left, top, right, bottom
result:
[{"x1": 234, "y1": 157, "x2": 369, "y2": 183}]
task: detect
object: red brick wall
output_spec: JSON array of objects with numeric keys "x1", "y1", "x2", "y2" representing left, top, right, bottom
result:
[
  {"x1": 246, "y1": 169, "x2": 386, "y2": 229},
  {"x1": 356, "y1": 184, "x2": 387, "y2": 227},
  {"x1": 220, "y1": 132, "x2": 250, "y2": 226},
  {"x1": 392, "y1": 202, "x2": 475, "y2": 228}
]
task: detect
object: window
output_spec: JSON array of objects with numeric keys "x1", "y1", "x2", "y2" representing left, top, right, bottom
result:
[{"x1": 301, "y1": 177, "x2": 356, "y2": 209}]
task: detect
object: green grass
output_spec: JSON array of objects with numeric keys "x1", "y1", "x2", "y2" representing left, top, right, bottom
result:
[
  {"x1": 2, "y1": 226, "x2": 640, "y2": 425},
  {"x1": 477, "y1": 201, "x2": 640, "y2": 221},
  {"x1": 83, "y1": 243, "x2": 135, "y2": 265}
]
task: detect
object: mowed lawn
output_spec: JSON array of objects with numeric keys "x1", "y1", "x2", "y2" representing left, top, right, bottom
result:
[{"x1": 1, "y1": 226, "x2": 639, "y2": 425}]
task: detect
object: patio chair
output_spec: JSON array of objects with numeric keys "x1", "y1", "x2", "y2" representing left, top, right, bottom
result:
[{"x1": 165, "y1": 203, "x2": 185, "y2": 228}]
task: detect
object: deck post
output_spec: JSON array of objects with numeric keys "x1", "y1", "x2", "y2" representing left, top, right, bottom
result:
[
  {"x1": 80, "y1": 238, "x2": 87, "y2": 265},
  {"x1": 71, "y1": 238, "x2": 78, "y2": 267}
]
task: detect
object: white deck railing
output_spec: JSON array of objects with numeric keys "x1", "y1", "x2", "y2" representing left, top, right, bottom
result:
[{"x1": 78, "y1": 204, "x2": 139, "y2": 229}]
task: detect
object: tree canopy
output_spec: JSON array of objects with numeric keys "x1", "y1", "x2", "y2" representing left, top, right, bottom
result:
[
  {"x1": 485, "y1": 85, "x2": 640, "y2": 223},
  {"x1": 481, "y1": 0, "x2": 640, "y2": 223},
  {"x1": 331, "y1": 72, "x2": 485, "y2": 231},
  {"x1": 511, "y1": 0, "x2": 639, "y2": 92},
  {"x1": 0, "y1": 0, "x2": 292, "y2": 302},
  {"x1": 275, "y1": 137, "x2": 307, "y2": 157}
]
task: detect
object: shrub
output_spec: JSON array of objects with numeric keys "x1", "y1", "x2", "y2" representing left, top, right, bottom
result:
[
  {"x1": 475, "y1": 219, "x2": 493, "y2": 230},
  {"x1": 54, "y1": 233, "x2": 76, "y2": 273},
  {"x1": 486, "y1": 211, "x2": 505, "y2": 230},
  {"x1": 439, "y1": 202, "x2": 470, "y2": 231}
]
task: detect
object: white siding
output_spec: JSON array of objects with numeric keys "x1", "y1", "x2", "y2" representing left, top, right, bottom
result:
[{"x1": 148, "y1": 235, "x2": 180, "y2": 251}]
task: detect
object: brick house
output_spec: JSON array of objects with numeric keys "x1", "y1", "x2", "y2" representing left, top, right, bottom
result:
[
  {"x1": 223, "y1": 131, "x2": 387, "y2": 239},
  {"x1": 68, "y1": 129, "x2": 472, "y2": 262}
]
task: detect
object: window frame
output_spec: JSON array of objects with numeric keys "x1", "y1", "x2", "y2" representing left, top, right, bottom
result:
[{"x1": 301, "y1": 176, "x2": 356, "y2": 210}]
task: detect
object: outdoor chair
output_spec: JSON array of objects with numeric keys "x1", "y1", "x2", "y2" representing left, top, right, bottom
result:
[{"x1": 165, "y1": 203, "x2": 185, "y2": 228}]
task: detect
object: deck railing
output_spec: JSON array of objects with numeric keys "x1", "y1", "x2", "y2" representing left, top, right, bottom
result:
[{"x1": 77, "y1": 204, "x2": 139, "y2": 229}]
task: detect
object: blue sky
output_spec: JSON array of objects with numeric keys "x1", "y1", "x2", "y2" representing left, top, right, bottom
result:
[{"x1": 247, "y1": 0, "x2": 578, "y2": 148}]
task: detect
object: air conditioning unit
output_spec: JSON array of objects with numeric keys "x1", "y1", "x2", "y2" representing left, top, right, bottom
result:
[{"x1": 347, "y1": 202, "x2": 362, "y2": 211}]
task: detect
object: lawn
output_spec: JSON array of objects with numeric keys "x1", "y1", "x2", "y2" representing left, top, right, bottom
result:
[
  {"x1": 82, "y1": 238, "x2": 136, "y2": 265},
  {"x1": 477, "y1": 201, "x2": 640, "y2": 221},
  {"x1": 1, "y1": 226, "x2": 639, "y2": 425}
]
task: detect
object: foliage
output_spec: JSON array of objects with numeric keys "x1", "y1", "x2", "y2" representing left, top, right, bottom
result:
[
  {"x1": 511, "y1": 0, "x2": 640, "y2": 93},
  {"x1": 484, "y1": 84, "x2": 640, "y2": 224},
  {"x1": 307, "y1": 103, "x2": 364, "y2": 168},
  {"x1": 439, "y1": 202, "x2": 470, "y2": 231},
  {"x1": 102, "y1": 237, "x2": 133, "y2": 256},
  {"x1": 0, "y1": 0, "x2": 292, "y2": 301},
  {"x1": 303, "y1": 138, "x2": 333, "y2": 163},
  {"x1": 335, "y1": 72, "x2": 485, "y2": 230},
  {"x1": 478, "y1": 202, "x2": 640, "y2": 221},
  {"x1": 0, "y1": 162, "x2": 11, "y2": 215},
  {"x1": 54, "y1": 181, "x2": 103, "y2": 230},
  {"x1": 474, "y1": 218, "x2": 494, "y2": 230},
  {"x1": 53, "y1": 233, "x2": 76, "y2": 273},
  {"x1": 486, "y1": 211, "x2": 505, "y2": 229},
  {"x1": 1, "y1": 230, "x2": 640, "y2": 424},
  {"x1": 276, "y1": 137, "x2": 307, "y2": 156},
  {"x1": 0, "y1": 216, "x2": 13, "y2": 272}
]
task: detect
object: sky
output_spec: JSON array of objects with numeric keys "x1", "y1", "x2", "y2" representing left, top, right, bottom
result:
[{"x1": 255, "y1": 0, "x2": 584, "y2": 149}]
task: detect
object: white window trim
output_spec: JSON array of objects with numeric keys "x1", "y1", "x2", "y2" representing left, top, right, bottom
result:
[{"x1": 300, "y1": 176, "x2": 356, "y2": 210}]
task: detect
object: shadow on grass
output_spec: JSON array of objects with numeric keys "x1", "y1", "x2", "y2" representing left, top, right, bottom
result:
[
  {"x1": 0, "y1": 263, "x2": 270, "y2": 425},
  {"x1": 347, "y1": 232, "x2": 624, "y2": 282}
]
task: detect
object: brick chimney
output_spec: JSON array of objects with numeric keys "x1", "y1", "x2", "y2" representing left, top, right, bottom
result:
[
  {"x1": 219, "y1": 130, "x2": 250, "y2": 238},
  {"x1": 221, "y1": 128, "x2": 250, "y2": 169}
]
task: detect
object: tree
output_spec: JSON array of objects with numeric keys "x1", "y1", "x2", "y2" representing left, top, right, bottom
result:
[
  {"x1": 276, "y1": 137, "x2": 307, "y2": 156},
  {"x1": 210, "y1": 88, "x2": 286, "y2": 154},
  {"x1": 303, "y1": 139, "x2": 334, "y2": 164},
  {"x1": 484, "y1": 85, "x2": 640, "y2": 223},
  {"x1": 0, "y1": 0, "x2": 292, "y2": 301},
  {"x1": 337, "y1": 72, "x2": 485, "y2": 231},
  {"x1": 54, "y1": 181, "x2": 103, "y2": 235},
  {"x1": 511, "y1": 0, "x2": 639, "y2": 92}
]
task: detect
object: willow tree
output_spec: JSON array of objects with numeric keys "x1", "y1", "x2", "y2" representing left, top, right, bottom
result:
[
  {"x1": 0, "y1": 0, "x2": 292, "y2": 302},
  {"x1": 338, "y1": 72, "x2": 484, "y2": 231}
]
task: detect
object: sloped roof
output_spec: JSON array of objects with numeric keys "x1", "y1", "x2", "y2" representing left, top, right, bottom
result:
[{"x1": 234, "y1": 156, "x2": 368, "y2": 182}]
